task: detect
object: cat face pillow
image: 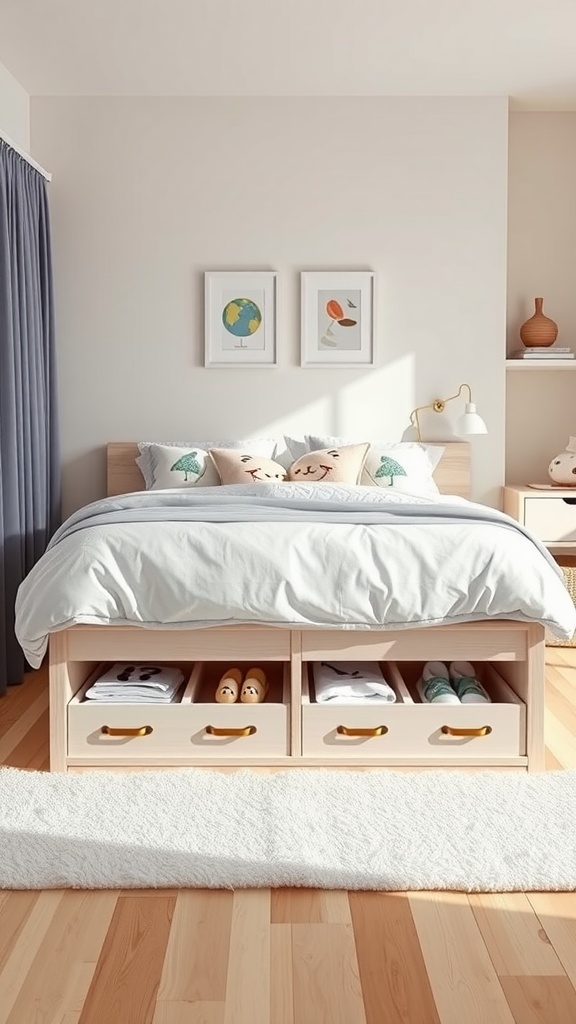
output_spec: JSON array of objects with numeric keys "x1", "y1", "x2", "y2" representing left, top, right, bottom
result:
[
  {"x1": 209, "y1": 449, "x2": 287, "y2": 484},
  {"x1": 287, "y1": 444, "x2": 369, "y2": 484}
]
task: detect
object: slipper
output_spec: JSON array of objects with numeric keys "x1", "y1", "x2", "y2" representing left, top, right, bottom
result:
[
  {"x1": 417, "y1": 661, "x2": 460, "y2": 704},
  {"x1": 215, "y1": 667, "x2": 242, "y2": 704},
  {"x1": 240, "y1": 667, "x2": 269, "y2": 704},
  {"x1": 449, "y1": 662, "x2": 491, "y2": 703}
]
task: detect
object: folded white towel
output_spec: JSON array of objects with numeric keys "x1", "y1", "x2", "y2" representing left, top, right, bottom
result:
[
  {"x1": 84, "y1": 663, "x2": 184, "y2": 703},
  {"x1": 84, "y1": 688, "x2": 182, "y2": 704},
  {"x1": 312, "y1": 662, "x2": 396, "y2": 704}
]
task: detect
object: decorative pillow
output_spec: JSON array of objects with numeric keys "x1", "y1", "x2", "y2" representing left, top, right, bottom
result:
[
  {"x1": 136, "y1": 438, "x2": 278, "y2": 489},
  {"x1": 138, "y1": 444, "x2": 218, "y2": 488},
  {"x1": 362, "y1": 445, "x2": 442, "y2": 492},
  {"x1": 287, "y1": 444, "x2": 369, "y2": 484},
  {"x1": 209, "y1": 449, "x2": 287, "y2": 484},
  {"x1": 304, "y1": 436, "x2": 443, "y2": 493}
]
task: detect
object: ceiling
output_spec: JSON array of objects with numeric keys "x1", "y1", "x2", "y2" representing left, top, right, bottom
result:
[{"x1": 1, "y1": 0, "x2": 576, "y2": 107}]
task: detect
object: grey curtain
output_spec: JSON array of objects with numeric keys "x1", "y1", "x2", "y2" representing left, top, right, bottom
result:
[{"x1": 0, "y1": 141, "x2": 60, "y2": 693}]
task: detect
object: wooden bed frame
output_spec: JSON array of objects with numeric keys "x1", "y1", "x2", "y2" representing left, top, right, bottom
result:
[{"x1": 48, "y1": 442, "x2": 545, "y2": 772}]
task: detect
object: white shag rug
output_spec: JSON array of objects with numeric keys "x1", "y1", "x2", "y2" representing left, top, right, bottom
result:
[{"x1": 1, "y1": 766, "x2": 576, "y2": 892}]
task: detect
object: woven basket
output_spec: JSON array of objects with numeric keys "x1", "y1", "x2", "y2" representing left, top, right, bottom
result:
[{"x1": 546, "y1": 565, "x2": 576, "y2": 647}]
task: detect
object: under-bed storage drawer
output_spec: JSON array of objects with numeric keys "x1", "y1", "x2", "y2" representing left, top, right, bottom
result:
[
  {"x1": 68, "y1": 662, "x2": 290, "y2": 760},
  {"x1": 301, "y1": 663, "x2": 526, "y2": 759}
]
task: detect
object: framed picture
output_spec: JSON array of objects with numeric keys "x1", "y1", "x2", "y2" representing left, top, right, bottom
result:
[
  {"x1": 204, "y1": 271, "x2": 277, "y2": 367},
  {"x1": 301, "y1": 271, "x2": 375, "y2": 367}
]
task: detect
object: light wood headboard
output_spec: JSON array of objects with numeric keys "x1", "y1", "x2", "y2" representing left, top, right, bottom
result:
[{"x1": 107, "y1": 442, "x2": 471, "y2": 498}]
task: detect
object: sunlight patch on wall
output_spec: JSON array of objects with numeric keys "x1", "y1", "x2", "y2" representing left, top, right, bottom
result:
[
  {"x1": 334, "y1": 354, "x2": 416, "y2": 440},
  {"x1": 257, "y1": 392, "x2": 338, "y2": 440},
  {"x1": 256, "y1": 355, "x2": 417, "y2": 442}
]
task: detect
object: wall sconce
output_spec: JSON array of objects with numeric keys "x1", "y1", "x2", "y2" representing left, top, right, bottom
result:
[{"x1": 409, "y1": 383, "x2": 488, "y2": 443}]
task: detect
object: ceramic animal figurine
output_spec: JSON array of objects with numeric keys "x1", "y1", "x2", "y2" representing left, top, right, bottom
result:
[{"x1": 548, "y1": 437, "x2": 576, "y2": 486}]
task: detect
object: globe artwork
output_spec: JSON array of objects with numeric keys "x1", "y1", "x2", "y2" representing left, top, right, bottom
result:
[{"x1": 222, "y1": 297, "x2": 263, "y2": 348}]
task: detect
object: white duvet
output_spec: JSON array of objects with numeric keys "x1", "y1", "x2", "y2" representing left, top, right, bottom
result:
[{"x1": 15, "y1": 482, "x2": 576, "y2": 667}]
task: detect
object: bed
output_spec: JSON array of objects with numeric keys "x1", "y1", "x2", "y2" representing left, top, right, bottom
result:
[{"x1": 15, "y1": 441, "x2": 576, "y2": 773}]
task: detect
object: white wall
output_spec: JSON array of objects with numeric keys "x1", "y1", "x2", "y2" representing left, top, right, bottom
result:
[
  {"x1": 507, "y1": 112, "x2": 576, "y2": 485},
  {"x1": 0, "y1": 59, "x2": 29, "y2": 149},
  {"x1": 31, "y1": 97, "x2": 508, "y2": 515}
]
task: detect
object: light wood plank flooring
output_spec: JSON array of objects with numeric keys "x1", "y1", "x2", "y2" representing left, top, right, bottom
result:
[{"x1": 1, "y1": 651, "x2": 576, "y2": 1024}]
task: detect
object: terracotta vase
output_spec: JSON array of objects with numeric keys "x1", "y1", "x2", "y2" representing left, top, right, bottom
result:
[{"x1": 519, "y1": 297, "x2": 558, "y2": 348}]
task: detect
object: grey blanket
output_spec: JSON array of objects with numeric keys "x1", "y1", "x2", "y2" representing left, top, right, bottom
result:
[{"x1": 48, "y1": 487, "x2": 562, "y2": 577}]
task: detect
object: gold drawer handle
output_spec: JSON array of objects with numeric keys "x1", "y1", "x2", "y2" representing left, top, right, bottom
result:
[
  {"x1": 101, "y1": 725, "x2": 153, "y2": 737},
  {"x1": 441, "y1": 725, "x2": 492, "y2": 737},
  {"x1": 205, "y1": 725, "x2": 256, "y2": 737},
  {"x1": 336, "y1": 725, "x2": 388, "y2": 737}
]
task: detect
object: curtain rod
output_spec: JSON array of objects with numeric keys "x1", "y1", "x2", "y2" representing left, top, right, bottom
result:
[{"x1": 0, "y1": 128, "x2": 52, "y2": 182}]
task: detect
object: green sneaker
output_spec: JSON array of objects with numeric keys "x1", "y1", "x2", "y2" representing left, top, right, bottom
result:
[
  {"x1": 417, "y1": 661, "x2": 460, "y2": 704},
  {"x1": 449, "y1": 661, "x2": 491, "y2": 704}
]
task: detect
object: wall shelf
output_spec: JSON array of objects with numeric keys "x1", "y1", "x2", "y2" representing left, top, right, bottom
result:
[{"x1": 506, "y1": 360, "x2": 576, "y2": 370}]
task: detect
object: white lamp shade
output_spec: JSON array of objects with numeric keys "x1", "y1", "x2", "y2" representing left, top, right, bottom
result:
[{"x1": 454, "y1": 402, "x2": 488, "y2": 437}]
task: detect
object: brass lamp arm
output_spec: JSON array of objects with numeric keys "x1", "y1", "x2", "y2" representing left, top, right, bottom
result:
[
  {"x1": 409, "y1": 383, "x2": 474, "y2": 442},
  {"x1": 432, "y1": 383, "x2": 472, "y2": 414},
  {"x1": 409, "y1": 404, "x2": 431, "y2": 443}
]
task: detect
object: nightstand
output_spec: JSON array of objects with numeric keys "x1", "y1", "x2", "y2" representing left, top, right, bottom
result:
[{"x1": 503, "y1": 485, "x2": 576, "y2": 550}]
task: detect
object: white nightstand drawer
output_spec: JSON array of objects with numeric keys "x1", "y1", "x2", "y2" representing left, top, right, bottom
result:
[{"x1": 523, "y1": 496, "x2": 576, "y2": 543}]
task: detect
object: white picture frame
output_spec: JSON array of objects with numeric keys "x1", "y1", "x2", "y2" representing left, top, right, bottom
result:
[
  {"x1": 204, "y1": 271, "x2": 277, "y2": 367},
  {"x1": 301, "y1": 271, "x2": 375, "y2": 367}
]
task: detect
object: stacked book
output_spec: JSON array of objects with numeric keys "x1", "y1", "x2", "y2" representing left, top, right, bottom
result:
[{"x1": 511, "y1": 346, "x2": 574, "y2": 360}]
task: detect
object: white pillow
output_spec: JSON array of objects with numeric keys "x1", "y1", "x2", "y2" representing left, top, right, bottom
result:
[
  {"x1": 136, "y1": 439, "x2": 278, "y2": 489},
  {"x1": 274, "y1": 435, "x2": 309, "y2": 469},
  {"x1": 304, "y1": 436, "x2": 444, "y2": 493}
]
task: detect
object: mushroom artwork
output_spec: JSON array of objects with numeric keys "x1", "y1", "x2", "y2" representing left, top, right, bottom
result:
[{"x1": 320, "y1": 298, "x2": 358, "y2": 347}]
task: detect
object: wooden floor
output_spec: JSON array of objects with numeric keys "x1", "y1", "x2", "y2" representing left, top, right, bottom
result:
[{"x1": 1, "y1": 655, "x2": 576, "y2": 1024}]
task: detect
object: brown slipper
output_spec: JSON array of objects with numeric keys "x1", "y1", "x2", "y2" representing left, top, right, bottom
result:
[
  {"x1": 215, "y1": 667, "x2": 242, "y2": 703},
  {"x1": 240, "y1": 667, "x2": 269, "y2": 704}
]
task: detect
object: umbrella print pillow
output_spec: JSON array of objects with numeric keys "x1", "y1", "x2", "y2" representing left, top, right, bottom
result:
[
  {"x1": 362, "y1": 444, "x2": 441, "y2": 493},
  {"x1": 143, "y1": 444, "x2": 220, "y2": 488}
]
